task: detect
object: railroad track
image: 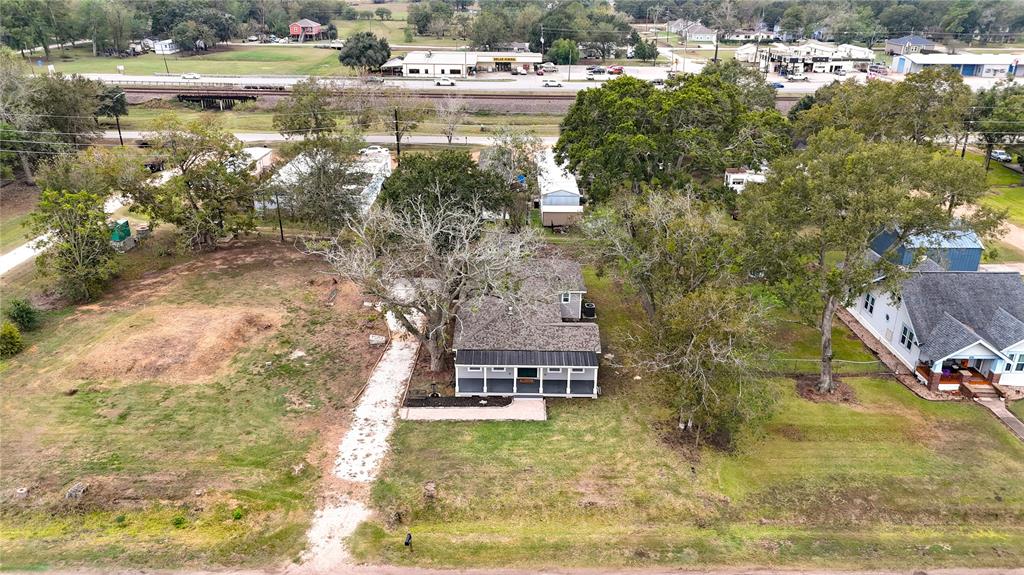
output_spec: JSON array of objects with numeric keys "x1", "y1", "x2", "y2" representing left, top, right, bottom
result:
[{"x1": 118, "y1": 83, "x2": 804, "y2": 103}]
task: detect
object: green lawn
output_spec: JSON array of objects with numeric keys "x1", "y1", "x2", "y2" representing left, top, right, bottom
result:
[
  {"x1": 984, "y1": 239, "x2": 1024, "y2": 263},
  {"x1": 349, "y1": 269, "x2": 1024, "y2": 570},
  {"x1": 983, "y1": 186, "x2": 1024, "y2": 228},
  {"x1": 0, "y1": 212, "x2": 34, "y2": 254},
  {"x1": 45, "y1": 46, "x2": 353, "y2": 77},
  {"x1": 964, "y1": 151, "x2": 1023, "y2": 187},
  {"x1": 768, "y1": 311, "x2": 881, "y2": 375},
  {"x1": 0, "y1": 236, "x2": 380, "y2": 569},
  {"x1": 1011, "y1": 400, "x2": 1024, "y2": 420},
  {"x1": 111, "y1": 105, "x2": 563, "y2": 137}
]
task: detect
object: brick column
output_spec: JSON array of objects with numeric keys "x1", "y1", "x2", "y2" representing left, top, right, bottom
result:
[{"x1": 928, "y1": 369, "x2": 942, "y2": 392}]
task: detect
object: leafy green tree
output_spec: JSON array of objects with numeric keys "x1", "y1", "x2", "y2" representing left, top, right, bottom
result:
[
  {"x1": 701, "y1": 58, "x2": 776, "y2": 111},
  {"x1": 478, "y1": 126, "x2": 543, "y2": 232},
  {"x1": 469, "y1": 10, "x2": 510, "y2": 50},
  {"x1": 29, "y1": 189, "x2": 119, "y2": 302},
  {"x1": 4, "y1": 298, "x2": 39, "y2": 331},
  {"x1": 973, "y1": 82, "x2": 1024, "y2": 170},
  {"x1": 547, "y1": 38, "x2": 580, "y2": 65},
  {"x1": 171, "y1": 20, "x2": 215, "y2": 53},
  {"x1": 375, "y1": 7, "x2": 391, "y2": 21},
  {"x1": 587, "y1": 191, "x2": 774, "y2": 447},
  {"x1": 272, "y1": 78, "x2": 337, "y2": 139},
  {"x1": 268, "y1": 133, "x2": 367, "y2": 234},
  {"x1": 556, "y1": 75, "x2": 790, "y2": 201},
  {"x1": 740, "y1": 128, "x2": 1004, "y2": 394},
  {"x1": 139, "y1": 116, "x2": 257, "y2": 250},
  {"x1": 37, "y1": 147, "x2": 150, "y2": 201},
  {"x1": 28, "y1": 73, "x2": 102, "y2": 147},
  {"x1": 778, "y1": 5, "x2": 805, "y2": 37},
  {"x1": 379, "y1": 150, "x2": 507, "y2": 215},
  {"x1": 878, "y1": 4, "x2": 924, "y2": 33},
  {"x1": 585, "y1": 22, "x2": 620, "y2": 61},
  {"x1": 338, "y1": 32, "x2": 391, "y2": 72},
  {"x1": 0, "y1": 321, "x2": 25, "y2": 359},
  {"x1": 794, "y1": 68, "x2": 972, "y2": 146},
  {"x1": 633, "y1": 39, "x2": 658, "y2": 63}
]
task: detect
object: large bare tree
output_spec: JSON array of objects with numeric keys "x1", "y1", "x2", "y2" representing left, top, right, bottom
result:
[
  {"x1": 314, "y1": 189, "x2": 540, "y2": 371},
  {"x1": 434, "y1": 95, "x2": 468, "y2": 144}
]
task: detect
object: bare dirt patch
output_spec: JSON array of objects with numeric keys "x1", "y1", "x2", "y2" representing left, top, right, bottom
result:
[
  {"x1": 73, "y1": 305, "x2": 282, "y2": 384},
  {"x1": 795, "y1": 375, "x2": 858, "y2": 404},
  {"x1": 0, "y1": 179, "x2": 39, "y2": 218}
]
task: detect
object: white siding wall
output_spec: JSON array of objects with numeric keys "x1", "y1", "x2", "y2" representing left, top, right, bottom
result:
[
  {"x1": 848, "y1": 290, "x2": 921, "y2": 369},
  {"x1": 1002, "y1": 344, "x2": 1024, "y2": 386}
]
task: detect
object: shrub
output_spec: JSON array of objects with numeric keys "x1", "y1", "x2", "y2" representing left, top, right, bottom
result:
[
  {"x1": 5, "y1": 297, "x2": 39, "y2": 331},
  {"x1": 232, "y1": 507, "x2": 245, "y2": 520},
  {"x1": 0, "y1": 321, "x2": 25, "y2": 358},
  {"x1": 172, "y1": 515, "x2": 187, "y2": 528}
]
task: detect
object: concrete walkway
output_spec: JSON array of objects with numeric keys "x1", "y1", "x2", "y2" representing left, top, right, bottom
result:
[
  {"x1": 296, "y1": 306, "x2": 420, "y2": 572},
  {"x1": 976, "y1": 399, "x2": 1024, "y2": 442},
  {"x1": 400, "y1": 398, "x2": 547, "y2": 421}
]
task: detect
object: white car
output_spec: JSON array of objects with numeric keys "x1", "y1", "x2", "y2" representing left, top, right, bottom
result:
[
  {"x1": 246, "y1": 35, "x2": 258, "y2": 42},
  {"x1": 360, "y1": 145, "x2": 388, "y2": 155},
  {"x1": 181, "y1": 72, "x2": 201, "y2": 79},
  {"x1": 542, "y1": 79, "x2": 563, "y2": 88},
  {"x1": 788, "y1": 73, "x2": 808, "y2": 81},
  {"x1": 435, "y1": 77, "x2": 456, "y2": 86},
  {"x1": 992, "y1": 150, "x2": 1013, "y2": 162}
]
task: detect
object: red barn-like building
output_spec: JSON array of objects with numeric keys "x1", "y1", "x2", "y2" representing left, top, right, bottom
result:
[{"x1": 289, "y1": 19, "x2": 322, "y2": 42}]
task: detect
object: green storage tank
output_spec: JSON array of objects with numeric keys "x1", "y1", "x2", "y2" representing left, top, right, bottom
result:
[{"x1": 110, "y1": 219, "x2": 131, "y2": 242}]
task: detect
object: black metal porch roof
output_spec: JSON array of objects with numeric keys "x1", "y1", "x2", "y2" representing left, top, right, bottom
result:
[{"x1": 455, "y1": 349, "x2": 599, "y2": 367}]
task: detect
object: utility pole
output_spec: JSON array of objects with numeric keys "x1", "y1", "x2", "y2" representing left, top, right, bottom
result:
[
  {"x1": 713, "y1": 31, "x2": 720, "y2": 62},
  {"x1": 393, "y1": 108, "x2": 401, "y2": 161},
  {"x1": 274, "y1": 187, "x2": 285, "y2": 242},
  {"x1": 115, "y1": 114, "x2": 123, "y2": 146}
]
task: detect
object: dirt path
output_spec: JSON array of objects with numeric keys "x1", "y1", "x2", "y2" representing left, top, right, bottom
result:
[
  {"x1": 290, "y1": 306, "x2": 420, "y2": 573},
  {"x1": 10, "y1": 566, "x2": 1024, "y2": 575}
]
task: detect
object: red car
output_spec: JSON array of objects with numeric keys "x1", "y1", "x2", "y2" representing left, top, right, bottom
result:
[
  {"x1": 608, "y1": 65, "x2": 624, "y2": 75},
  {"x1": 535, "y1": 68, "x2": 544, "y2": 75}
]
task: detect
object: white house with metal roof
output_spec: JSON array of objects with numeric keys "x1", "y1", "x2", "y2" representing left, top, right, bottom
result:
[
  {"x1": 892, "y1": 52, "x2": 1023, "y2": 77},
  {"x1": 537, "y1": 148, "x2": 583, "y2": 227},
  {"x1": 453, "y1": 258, "x2": 601, "y2": 398}
]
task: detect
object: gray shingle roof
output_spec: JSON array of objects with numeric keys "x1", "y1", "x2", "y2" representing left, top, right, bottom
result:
[
  {"x1": 902, "y1": 271, "x2": 1024, "y2": 362},
  {"x1": 453, "y1": 258, "x2": 599, "y2": 354}
]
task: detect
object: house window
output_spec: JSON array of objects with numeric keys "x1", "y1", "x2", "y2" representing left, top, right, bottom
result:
[
  {"x1": 491, "y1": 367, "x2": 506, "y2": 372},
  {"x1": 900, "y1": 325, "x2": 915, "y2": 350},
  {"x1": 408, "y1": 68, "x2": 420, "y2": 74},
  {"x1": 518, "y1": 367, "x2": 538, "y2": 378},
  {"x1": 1005, "y1": 355, "x2": 1014, "y2": 372},
  {"x1": 863, "y1": 293, "x2": 876, "y2": 314},
  {"x1": 546, "y1": 368, "x2": 562, "y2": 373},
  {"x1": 466, "y1": 367, "x2": 482, "y2": 372},
  {"x1": 561, "y1": 292, "x2": 571, "y2": 304},
  {"x1": 570, "y1": 368, "x2": 586, "y2": 374},
  {"x1": 1012, "y1": 354, "x2": 1024, "y2": 372}
]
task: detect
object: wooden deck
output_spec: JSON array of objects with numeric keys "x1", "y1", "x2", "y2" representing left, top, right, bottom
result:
[{"x1": 916, "y1": 366, "x2": 989, "y2": 387}]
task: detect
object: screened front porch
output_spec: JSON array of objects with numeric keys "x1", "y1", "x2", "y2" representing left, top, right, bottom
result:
[{"x1": 455, "y1": 365, "x2": 599, "y2": 398}]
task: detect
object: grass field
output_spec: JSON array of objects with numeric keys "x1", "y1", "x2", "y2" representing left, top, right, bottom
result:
[
  {"x1": 44, "y1": 46, "x2": 353, "y2": 77},
  {"x1": 0, "y1": 235, "x2": 383, "y2": 569},
  {"x1": 0, "y1": 183, "x2": 39, "y2": 255},
  {"x1": 331, "y1": 18, "x2": 461, "y2": 48},
  {"x1": 985, "y1": 238, "x2": 1024, "y2": 263},
  {"x1": 110, "y1": 105, "x2": 564, "y2": 137},
  {"x1": 349, "y1": 269, "x2": 1024, "y2": 569},
  {"x1": 984, "y1": 186, "x2": 1024, "y2": 228}
]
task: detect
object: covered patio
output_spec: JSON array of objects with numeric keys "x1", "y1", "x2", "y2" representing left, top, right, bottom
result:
[{"x1": 454, "y1": 351, "x2": 600, "y2": 398}]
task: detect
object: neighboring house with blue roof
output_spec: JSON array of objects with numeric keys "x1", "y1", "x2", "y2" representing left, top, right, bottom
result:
[
  {"x1": 885, "y1": 35, "x2": 940, "y2": 55},
  {"x1": 869, "y1": 229, "x2": 983, "y2": 272}
]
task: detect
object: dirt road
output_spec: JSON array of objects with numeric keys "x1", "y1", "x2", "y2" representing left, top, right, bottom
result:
[{"x1": 10, "y1": 566, "x2": 1024, "y2": 575}]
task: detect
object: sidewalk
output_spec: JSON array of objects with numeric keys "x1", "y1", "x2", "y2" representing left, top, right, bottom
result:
[
  {"x1": 976, "y1": 399, "x2": 1024, "y2": 442},
  {"x1": 296, "y1": 306, "x2": 420, "y2": 572}
]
